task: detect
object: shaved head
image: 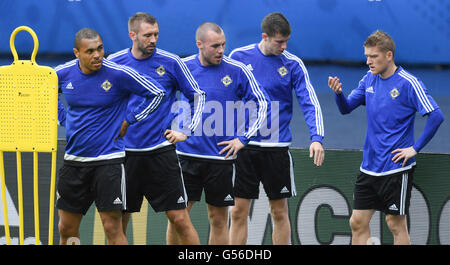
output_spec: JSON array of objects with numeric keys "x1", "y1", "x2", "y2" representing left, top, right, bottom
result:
[{"x1": 195, "y1": 22, "x2": 223, "y2": 42}]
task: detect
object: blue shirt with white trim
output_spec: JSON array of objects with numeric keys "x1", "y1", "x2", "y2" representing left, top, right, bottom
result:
[
  {"x1": 229, "y1": 44, "x2": 324, "y2": 147},
  {"x1": 176, "y1": 54, "x2": 268, "y2": 160},
  {"x1": 56, "y1": 58, "x2": 165, "y2": 163},
  {"x1": 107, "y1": 48, "x2": 205, "y2": 151},
  {"x1": 335, "y1": 66, "x2": 440, "y2": 176}
]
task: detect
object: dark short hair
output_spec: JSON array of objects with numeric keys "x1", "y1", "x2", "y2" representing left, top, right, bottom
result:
[
  {"x1": 128, "y1": 12, "x2": 158, "y2": 33},
  {"x1": 261, "y1": 12, "x2": 291, "y2": 37},
  {"x1": 74, "y1": 28, "x2": 101, "y2": 49},
  {"x1": 364, "y1": 30, "x2": 396, "y2": 56}
]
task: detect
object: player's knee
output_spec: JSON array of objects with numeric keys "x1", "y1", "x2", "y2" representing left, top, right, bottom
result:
[
  {"x1": 385, "y1": 215, "x2": 406, "y2": 235},
  {"x1": 208, "y1": 211, "x2": 227, "y2": 228},
  {"x1": 103, "y1": 226, "x2": 122, "y2": 241},
  {"x1": 270, "y1": 205, "x2": 288, "y2": 223},
  {"x1": 230, "y1": 205, "x2": 248, "y2": 221},
  {"x1": 349, "y1": 215, "x2": 368, "y2": 232},
  {"x1": 168, "y1": 212, "x2": 189, "y2": 229},
  {"x1": 58, "y1": 221, "x2": 77, "y2": 238},
  {"x1": 102, "y1": 219, "x2": 122, "y2": 239}
]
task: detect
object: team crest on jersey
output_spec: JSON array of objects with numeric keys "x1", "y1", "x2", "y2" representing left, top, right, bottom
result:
[
  {"x1": 221, "y1": 75, "x2": 232, "y2": 87},
  {"x1": 156, "y1": 65, "x2": 166, "y2": 76},
  {"x1": 278, "y1": 66, "x2": 288, "y2": 77},
  {"x1": 390, "y1": 87, "x2": 400, "y2": 99},
  {"x1": 101, "y1": 80, "x2": 112, "y2": 92}
]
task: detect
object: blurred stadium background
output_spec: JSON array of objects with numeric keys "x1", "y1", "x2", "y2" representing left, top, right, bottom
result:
[{"x1": 0, "y1": 0, "x2": 449, "y2": 245}]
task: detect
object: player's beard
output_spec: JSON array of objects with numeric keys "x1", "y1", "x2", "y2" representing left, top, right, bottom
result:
[{"x1": 138, "y1": 41, "x2": 156, "y2": 57}]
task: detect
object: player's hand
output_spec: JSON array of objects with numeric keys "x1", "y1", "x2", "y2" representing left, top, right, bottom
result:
[
  {"x1": 218, "y1": 138, "x2": 245, "y2": 159},
  {"x1": 328, "y1": 76, "x2": 342, "y2": 94},
  {"x1": 116, "y1": 120, "x2": 129, "y2": 141},
  {"x1": 310, "y1": 141, "x2": 324, "y2": 166},
  {"x1": 391, "y1": 146, "x2": 417, "y2": 167},
  {"x1": 164, "y1": 129, "x2": 187, "y2": 144}
]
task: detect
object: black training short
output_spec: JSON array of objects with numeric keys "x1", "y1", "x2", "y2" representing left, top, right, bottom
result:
[
  {"x1": 234, "y1": 146, "x2": 296, "y2": 200},
  {"x1": 56, "y1": 161, "x2": 125, "y2": 215},
  {"x1": 353, "y1": 167, "x2": 415, "y2": 215},
  {"x1": 124, "y1": 145, "x2": 188, "y2": 213},
  {"x1": 179, "y1": 156, "x2": 235, "y2": 207}
]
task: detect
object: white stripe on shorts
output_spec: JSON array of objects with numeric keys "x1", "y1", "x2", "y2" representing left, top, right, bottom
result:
[
  {"x1": 121, "y1": 164, "x2": 127, "y2": 211},
  {"x1": 178, "y1": 161, "x2": 188, "y2": 207},
  {"x1": 232, "y1": 164, "x2": 236, "y2": 187},
  {"x1": 400, "y1": 172, "x2": 408, "y2": 215},
  {"x1": 287, "y1": 151, "x2": 297, "y2": 197}
]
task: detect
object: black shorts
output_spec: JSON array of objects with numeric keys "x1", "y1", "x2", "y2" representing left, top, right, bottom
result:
[
  {"x1": 179, "y1": 156, "x2": 235, "y2": 207},
  {"x1": 56, "y1": 161, "x2": 125, "y2": 215},
  {"x1": 125, "y1": 145, "x2": 187, "y2": 213},
  {"x1": 353, "y1": 167, "x2": 415, "y2": 215},
  {"x1": 234, "y1": 146, "x2": 296, "y2": 200}
]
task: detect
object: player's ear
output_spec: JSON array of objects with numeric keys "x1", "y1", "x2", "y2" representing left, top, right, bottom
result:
[
  {"x1": 196, "y1": 40, "x2": 202, "y2": 49},
  {"x1": 261, "y1": 32, "x2": 268, "y2": 41},
  {"x1": 386, "y1": 50, "x2": 394, "y2": 61},
  {"x1": 129, "y1": 31, "x2": 136, "y2": 41},
  {"x1": 73, "y1": 48, "x2": 80, "y2": 58}
]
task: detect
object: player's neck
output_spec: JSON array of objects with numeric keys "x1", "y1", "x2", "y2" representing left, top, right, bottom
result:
[
  {"x1": 258, "y1": 41, "x2": 270, "y2": 56},
  {"x1": 198, "y1": 55, "x2": 209, "y2": 66},
  {"x1": 380, "y1": 63, "x2": 398, "y2": 79}
]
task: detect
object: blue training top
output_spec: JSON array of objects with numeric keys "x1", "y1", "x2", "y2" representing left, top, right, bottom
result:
[
  {"x1": 107, "y1": 48, "x2": 205, "y2": 151},
  {"x1": 335, "y1": 66, "x2": 441, "y2": 176},
  {"x1": 229, "y1": 44, "x2": 324, "y2": 147},
  {"x1": 56, "y1": 58, "x2": 165, "y2": 163},
  {"x1": 176, "y1": 54, "x2": 268, "y2": 160}
]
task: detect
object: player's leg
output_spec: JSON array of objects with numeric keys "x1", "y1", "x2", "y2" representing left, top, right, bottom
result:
[
  {"x1": 153, "y1": 149, "x2": 199, "y2": 244},
  {"x1": 57, "y1": 209, "x2": 83, "y2": 245},
  {"x1": 56, "y1": 164, "x2": 92, "y2": 245},
  {"x1": 349, "y1": 209, "x2": 375, "y2": 244},
  {"x1": 167, "y1": 201, "x2": 196, "y2": 245},
  {"x1": 269, "y1": 198, "x2": 291, "y2": 245},
  {"x1": 98, "y1": 210, "x2": 128, "y2": 245},
  {"x1": 166, "y1": 156, "x2": 202, "y2": 245},
  {"x1": 207, "y1": 204, "x2": 230, "y2": 245},
  {"x1": 204, "y1": 161, "x2": 235, "y2": 245},
  {"x1": 260, "y1": 147, "x2": 295, "y2": 245},
  {"x1": 94, "y1": 163, "x2": 128, "y2": 245},
  {"x1": 166, "y1": 207, "x2": 200, "y2": 244},
  {"x1": 382, "y1": 169, "x2": 414, "y2": 245},
  {"x1": 230, "y1": 147, "x2": 261, "y2": 244},
  {"x1": 351, "y1": 171, "x2": 379, "y2": 244},
  {"x1": 229, "y1": 197, "x2": 251, "y2": 244},
  {"x1": 385, "y1": 214, "x2": 410, "y2": 245},
  {"x1": 121, "y1": 212, "x2": 131, "y2": 235}
]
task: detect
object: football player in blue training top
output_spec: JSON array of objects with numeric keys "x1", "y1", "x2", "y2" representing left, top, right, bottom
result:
[
  {"x1": 168, "y1": 22, "x2": 268, "y2": 245},
  {"x1": 108, "y1": 12, "x2": 204, "y2": 245},
  {"x1": 229, "y1": 12, "x2": 325, "y2": 245},
  {"x1": 328, "y1": 30, "x2": 444, "y2": 245},
  {"x1": 56, "y1": 28, "x2": 165, "y2": 245}
]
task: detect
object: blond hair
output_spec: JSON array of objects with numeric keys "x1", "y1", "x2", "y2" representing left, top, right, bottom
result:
[{"x1": 364, "y1": 30, "x2": 395, "y2": 56}]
